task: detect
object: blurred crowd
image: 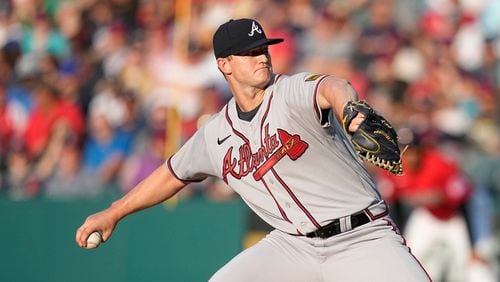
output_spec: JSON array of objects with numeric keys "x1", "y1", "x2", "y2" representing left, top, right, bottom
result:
[{"x1": 0, "y1": 0, "x2": 499, "y2": 280}]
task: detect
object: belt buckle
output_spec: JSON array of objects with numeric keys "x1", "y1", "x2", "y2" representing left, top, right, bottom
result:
[
  {"x1": 317, "y1": 220, "x2": 340, "y2": 239},
  {"x1": 315, "y1": 229, "x2": 329, "y2": 239},
  {"x1": 319, "y1": 231, "x2": 333, "y2": 239}
]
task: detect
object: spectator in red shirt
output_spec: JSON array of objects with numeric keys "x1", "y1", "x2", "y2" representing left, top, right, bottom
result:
[
  {"x1": 0, "y1": 82, "x2": 14, "y2": 192},
  {"x1": 378, "y1": 131, "x2": 473, "y2": 282},
  {"x1": 22, "y1": 79, "x2": 84, "y2": 159},
  {"x1": 0, "y1": 82, "x2": 14, "y2": 155}
]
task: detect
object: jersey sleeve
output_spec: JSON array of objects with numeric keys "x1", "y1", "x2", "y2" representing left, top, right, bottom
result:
[
  {"x1": 167, "y1": 125, "x2": 216, "y2": 183},
  {"x1": 277, "y1": 72, "x2": 329, "y2": 127}
]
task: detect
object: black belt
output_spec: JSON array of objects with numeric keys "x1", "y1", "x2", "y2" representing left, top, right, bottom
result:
[{"x1": 305, "y1": 210, "x2": 371, "y2": 239}]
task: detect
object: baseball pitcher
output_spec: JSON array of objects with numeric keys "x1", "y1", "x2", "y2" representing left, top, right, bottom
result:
[{"x1": 76, "y1": 18, "x2": 430, "y2": 282}]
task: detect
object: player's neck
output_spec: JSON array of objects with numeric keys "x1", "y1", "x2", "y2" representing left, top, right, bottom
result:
[
  {"x1": 230, "y1": 74, "x2": 274, "y2": 112},
  {"x1": 231, "y1": 85, "x2": 266, "y2": 112}
]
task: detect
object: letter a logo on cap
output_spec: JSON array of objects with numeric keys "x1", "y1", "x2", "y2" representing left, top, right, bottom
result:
[{"x1": 248, "y1": 21, "x2": 262, "y2": 37}]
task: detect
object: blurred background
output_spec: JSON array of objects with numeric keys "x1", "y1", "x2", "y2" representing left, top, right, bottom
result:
[{"x1": 0, "y1": 0, "x2": 499, "y2": 281}]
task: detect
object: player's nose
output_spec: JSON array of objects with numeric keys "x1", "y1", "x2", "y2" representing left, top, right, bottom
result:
[{"x1": 258, "y1": 53, "x2": 270, "y2": 65}]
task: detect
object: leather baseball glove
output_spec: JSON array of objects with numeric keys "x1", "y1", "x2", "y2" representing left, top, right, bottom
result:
[{"x1": 342, "y1": 100, "x2": 403, "y2": 175}]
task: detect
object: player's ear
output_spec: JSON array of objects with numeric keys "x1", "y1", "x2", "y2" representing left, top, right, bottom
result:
[{"x1": 217, "y1": 57, "x2": 232, "y2": 75}]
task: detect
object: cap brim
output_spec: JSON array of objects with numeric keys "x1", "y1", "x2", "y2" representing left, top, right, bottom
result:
[{"x1": 231, "y1": 38, "x2": 284, "y2": 55}]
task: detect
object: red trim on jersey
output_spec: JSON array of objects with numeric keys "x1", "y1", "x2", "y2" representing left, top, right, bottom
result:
[
  {"x1": 365, "y1": 207, "x2": 389, "y2": 221},
  {"x1": 225, "y1": 105, "x2": 250, "y2": 144},
  {"x1": 261, "y1": 178, "x2": 292, "y2": 223},
  {"x1": 166, "y1": 157, "x2": 203, "y2": 184},
  {"x1": 258, "y1": 90, "x2": 294, "y2": 224},
  {"x1": 382, "y1": 218, "x2": 433, "y2": 281},
  {"x1": 260, "y1": 92, "x2": 274, "y2": 143},
  {"x1": 224, "y1": 98, "x2": 291, "y2": 224},
  {"x1": 312, "y1": 75, "x2": 328, "y2": 122},
  {"x1": 271, "y1": 168, "x2": 322, "y2": 229},
  {"x1": 274, "y1": 74, "x2": 283, "y2": 84}
]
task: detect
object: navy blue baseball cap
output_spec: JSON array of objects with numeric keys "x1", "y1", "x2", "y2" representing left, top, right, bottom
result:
[{"x1": 213, "y1": 18, "x2": 284, "y2": 58}]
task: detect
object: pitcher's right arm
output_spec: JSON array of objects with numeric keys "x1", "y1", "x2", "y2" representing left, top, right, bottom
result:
[{"x1": 75, "y1": 165, "x2": 186, "y2": 248}]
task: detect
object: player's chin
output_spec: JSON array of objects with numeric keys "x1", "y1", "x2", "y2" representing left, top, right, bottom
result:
[
  {"x1": 257, "y1": 66, "x2": 272, "y2": 73},
  {"x1": 255, "y1": 67, "x2": 272, "y2": 82}
]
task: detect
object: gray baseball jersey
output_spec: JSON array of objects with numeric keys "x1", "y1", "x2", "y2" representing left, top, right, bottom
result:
[
  {"x1": 168, "y1": 72, "x2": 381, "y2": 235},
  {"x1": 167, "y1": 72, "x2": 430, "y2": 281}
]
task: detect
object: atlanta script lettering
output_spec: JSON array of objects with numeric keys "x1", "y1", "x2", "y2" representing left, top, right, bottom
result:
[{"x1": 222, "y1": 124, "x2": 279, "y2": 182}]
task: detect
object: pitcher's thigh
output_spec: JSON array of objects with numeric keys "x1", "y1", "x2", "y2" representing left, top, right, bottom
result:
[
  {"x1": 209, "y1": 233, "x2": 321, "y2": 282},
  {"x1": 322, "y1": 228, "x2": 430, "y2": 282}
]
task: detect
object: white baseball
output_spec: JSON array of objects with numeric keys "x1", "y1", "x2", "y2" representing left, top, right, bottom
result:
[{"x1": 86, "y1": 231, "x2": 102, "y2": 249}]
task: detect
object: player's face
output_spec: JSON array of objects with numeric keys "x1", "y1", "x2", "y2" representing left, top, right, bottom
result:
[{"x1": 226, "y1": 45, "x2": 273, "y2": 88}]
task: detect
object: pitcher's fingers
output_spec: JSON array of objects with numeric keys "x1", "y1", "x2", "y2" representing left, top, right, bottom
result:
[
  {"x1": 75, "y1": 227, "x2": 82, "y2": 247},
  {"x1": 75, "y1": 226, "x2": 86, "y2": 247},
  {"x1": 349, "y1": 113, "x2": 365, "y2": 132},
  {"x1": 76, "y1": 225, "x2": 91, "y2": 247},
  {"x1": 102, "y1": 229, "x2": 113, "y2": 242}
]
